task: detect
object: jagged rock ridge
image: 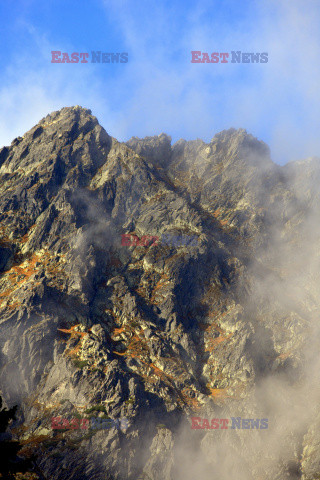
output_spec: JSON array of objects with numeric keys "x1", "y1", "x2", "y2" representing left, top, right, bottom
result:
[{"x1": 0, "y1": 106, "x2": 319, "y2": 479}]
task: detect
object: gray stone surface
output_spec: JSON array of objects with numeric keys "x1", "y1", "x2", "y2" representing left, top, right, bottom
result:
[{"x1": 0, "y1": 106, "x2": 319, "y2": 479}]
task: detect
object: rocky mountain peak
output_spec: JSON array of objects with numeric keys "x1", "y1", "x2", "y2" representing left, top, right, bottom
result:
[
  {"x1": 210, "y1": 127, "x2": 271, "y2": 165},
  {"x1": 0, "y1": 105, "x2": 110, "y2": 175},
  {"x1": 126, "y1": 132, "x2": 172, "y2": 168},
  {"x1": 0, "y1": 107, "x2": 319, "y2": 480}
]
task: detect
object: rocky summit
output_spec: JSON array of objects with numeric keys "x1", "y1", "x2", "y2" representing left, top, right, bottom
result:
[{"x1": 0, "y1": 106, "x2": 320, "y2": 480}]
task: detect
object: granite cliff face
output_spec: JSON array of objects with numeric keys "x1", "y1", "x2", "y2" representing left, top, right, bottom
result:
[{"x1": 0, "y1": 106, "x2": 319, "y2": 479}]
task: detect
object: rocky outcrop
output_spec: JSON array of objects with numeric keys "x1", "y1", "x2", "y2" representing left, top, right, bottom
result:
[{"x1": 0, "y1": 106, "x2": 319, "y2": 479}]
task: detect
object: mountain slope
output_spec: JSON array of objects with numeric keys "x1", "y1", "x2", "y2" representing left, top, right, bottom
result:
[{"x1": 0, "y1": 106, "x2": 319, "y2": 480}]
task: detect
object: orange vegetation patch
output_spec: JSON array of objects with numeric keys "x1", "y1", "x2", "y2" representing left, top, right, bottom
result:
[
  {"x1": 135, "y1": 285, "x2": 146, "y2": 298},
  {"x1": 124, "y1": 333, "x2": 148, "y2": 357},
  {"x1": 18, "y1": 433, "x2": 57, "y2": 458},
  {"x1": 278, "y1": 351, "x2": 292, "y2": 360},
  {"x1": 68, "y1": 342, "x2": 82, "y2": 356},
  {"x1": 208, "y1": 387, "x2": 229, "y2": 399},
  {"x1": 113, "y1": 330, "x2": 174, "y2": 382},
  {"x1": 58, "y1": 324, "x2": 89, "y2": 357},
  {"x1": 111, "y1": 322, "x2": 192, "y2": 409},
  {"x1": 20, "y1": 434, "x2": 51, "y2": 448},
  {"x1": 57, "y1": 326, "x2": 88, "y2": 338},
  {"x1": 212, "y1": 320, "x2": 227, "y2": 333},
  {"x1": 205, "y1": 333, "x2": 232, "y2": 352},
  {"x1": 150, "y1": 273, "x2": 171, "y2": 304},
  {"x1": 208, "y1": 309, "x2": 232, "y2": 323},
  {"x1": 0, "y1": 288, "x2": 15, "y2": 299},
  {"x1": 153, "y1": 275, "x2": 169, "y2": 288},
  {"x1": 179, "y1": 387, "x2": 201, "y2": 411},
  {"x1": 198, "y1": 323, "x2": 211, "y2": 332},
  {"x1": 149, "y1": 363, "x2": 173, "y2": 382},
  {"x1": 114, "y1": 325, "x2": 149, "y2": 359},
  {"x1": 153, "y1": 273, "x2": 169, "y2": 290},
  {"x1": 8, "y1": 301, "x2": 21, "y2": 310},
  {"x1": 8, "y1": 253, "x2": 40, "y2": 278},
  {"x1": 220, "y1": 219, "x2": 229, "y2": 226},
  {"x1": 113, "y1": 327, "x2": 125, "y2": 336},
  {"x1": 0, "y1": 254, "x2": 42, "y2": 309},
  {"x1": 20, "y1": 224, "x2": 36, "y2": 244},
  {"x1": 202, "y1": 319, "x2": 233, "y2": 354},
  {"x1": 112, "y1": 325, "x2": 147, "y2": 358},
  {"x1": 212, "y1": 209, "x2": 230, "y2": 227},
  {"x1": 138, "y1": 359, "x2": 177, "y2": 388}
]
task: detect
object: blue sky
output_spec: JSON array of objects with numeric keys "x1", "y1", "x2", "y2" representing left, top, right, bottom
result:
[{"x1": 1, "y1": 0, "x2": 320, "y2": 164}]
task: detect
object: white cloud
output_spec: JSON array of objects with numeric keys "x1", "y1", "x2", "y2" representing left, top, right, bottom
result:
[
  {"x1": 100, "y1": 0, "x2": 320, "y2": 163},
  {"x1": 1, "y1": 0, "x2": 320, "y2": 165}
]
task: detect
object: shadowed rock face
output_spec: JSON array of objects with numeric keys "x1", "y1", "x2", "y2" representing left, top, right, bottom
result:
[{"x1": 0, "y1": 105, "x2": 319, "y2": 479}]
